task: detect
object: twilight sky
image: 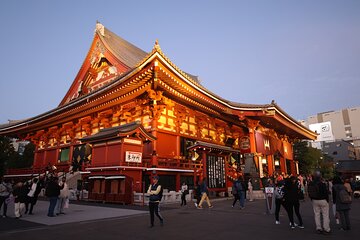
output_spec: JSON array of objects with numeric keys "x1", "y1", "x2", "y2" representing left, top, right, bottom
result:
[{"x1": 0, "y1": 0, "x2": 359, "y2": 124}]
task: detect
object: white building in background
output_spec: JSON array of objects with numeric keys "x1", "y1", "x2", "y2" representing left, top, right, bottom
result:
[{"x1": 304, "y1": 106, "x2": 360, "y2": 159}]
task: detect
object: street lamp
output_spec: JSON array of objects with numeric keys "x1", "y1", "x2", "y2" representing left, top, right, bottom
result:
[{"x1": 317, "y1": 156, "x2": 323, "y2": 169}]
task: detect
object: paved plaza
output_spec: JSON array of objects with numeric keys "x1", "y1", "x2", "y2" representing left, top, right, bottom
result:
[{"x1": 0, "y1": 197, "x2": 359, "y2": 240}]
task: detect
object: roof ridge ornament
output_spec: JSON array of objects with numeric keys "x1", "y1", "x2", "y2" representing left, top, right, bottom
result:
[
  {"x1": 95, "y1": 21, "x2": 105, "y2": 37},
  {"x1": 154, "y1": 39, "x2": 161, "y2": 51}
]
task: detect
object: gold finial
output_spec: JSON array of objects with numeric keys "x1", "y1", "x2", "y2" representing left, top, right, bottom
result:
[
  {"x1": 154, "y1": 39, "x2": 161, "y2": 51},
  {"x1": 95, "y1": 21, "x2": 105, "y2": 36}
]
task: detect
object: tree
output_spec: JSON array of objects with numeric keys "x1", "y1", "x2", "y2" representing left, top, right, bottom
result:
[
  {"x1": 18, "y1": 142, "x2": 35, "y2": 168},
  {"x1": 294, "y1": 141, "x2": 314, "y2": 174},
  {"x1": 0, "y1": 136, "x2": 17, "y2": 176},
  {"x1": 294, "y1": 140, "x2": 334, "y2": 179}
]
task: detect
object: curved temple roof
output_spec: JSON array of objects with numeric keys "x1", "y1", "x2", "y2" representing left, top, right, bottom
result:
[
  {"x1": 80, "y1": 121, "x2": 156, "y2": 143},
  {"x1": 0, "y1": 22, "x2": 317, "y2": 141}
]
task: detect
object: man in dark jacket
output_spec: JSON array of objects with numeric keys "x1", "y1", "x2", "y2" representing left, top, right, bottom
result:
[
  {"x1": 13, "y1": 181, "x2": 28, "y2": 219},
  {"x1": 309, "y1": 171, "x2": 330, "y2": 234},
  {"x1": 147, "y1": 176, "x2": 164, "y2": 227},
  {"x1": 45, "y1": 177, "x2": 61, "y2": 217}
]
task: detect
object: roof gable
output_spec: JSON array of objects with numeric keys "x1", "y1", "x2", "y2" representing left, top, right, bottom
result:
[{"x1": 59, "y1": 23, "x2": 148, "y2": 106}]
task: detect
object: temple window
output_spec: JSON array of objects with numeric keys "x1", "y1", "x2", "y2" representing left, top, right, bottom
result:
[
  {"x1": 180, "y1": 137, "x2": 196, "y2": 159},
  {"x1": 58, "y1": 147, "x2": 70, "y2": 163}
]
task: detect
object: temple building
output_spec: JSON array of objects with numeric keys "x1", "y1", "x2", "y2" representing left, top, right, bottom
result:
[{"x1": 0, "y1": 23, "x2": 316, "y2": 204}]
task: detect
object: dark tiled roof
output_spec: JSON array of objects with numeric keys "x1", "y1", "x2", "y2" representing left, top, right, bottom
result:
[
  {"x1": 335, "y1": 160, "x2": 360, "y2": 172},
  {"x1": 101, "y1": 27, "x2": 201, "y2": 84},
  {"x1": 101, "y1": 27, "x2": 148, "y2": 68},
  {"x1": 81, "y1": 121, "x2": 155, "y2": 142}
]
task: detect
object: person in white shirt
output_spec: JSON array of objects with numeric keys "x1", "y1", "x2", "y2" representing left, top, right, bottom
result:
[
  {"x1": 56, "y1": 177, "x2": 69, "y2": 215},
  {"x1": 25, "y1": 178, "x2": 41, "y2": 215},
  {"x1": 180, "y1": 182, "x2": 188, "y2": 206}
]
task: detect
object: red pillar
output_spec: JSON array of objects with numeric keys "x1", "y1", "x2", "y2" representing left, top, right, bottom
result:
[{"x1": 202, "y1": 151, "x2": 207, "y2": 180}]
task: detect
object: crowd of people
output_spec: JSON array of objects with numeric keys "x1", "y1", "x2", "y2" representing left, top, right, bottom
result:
[
  {"x1": 0, "y1": 175, "x2": 69, "y2": 219},
  {"x1": 1, "y1": 171, "x2": 357, "y2": 235},
  {"x1": 263, "y1": 171, "x2": 354, "y2": 234},
  {"x1": 170, "y1": 171, "x2": 356, "y2": 234}
]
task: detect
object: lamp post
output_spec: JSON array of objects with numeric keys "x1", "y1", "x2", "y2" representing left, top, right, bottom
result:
[{"x1": 317, "y1": 156, "x2": 323, "y2": 170}]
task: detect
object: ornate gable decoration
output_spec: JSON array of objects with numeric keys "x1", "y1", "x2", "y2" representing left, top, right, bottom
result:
[
  {"x1": 62, "y1": 22, "x2": 139, "y2": 105},
  {"x1": 69, "y1": 42, "x2": 121, "y2": 102}
]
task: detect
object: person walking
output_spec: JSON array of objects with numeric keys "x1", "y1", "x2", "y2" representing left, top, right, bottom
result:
[
  {"x1": 308, "y1": 171, "x2": 331, "y2": 234},
  {"x1": 147, "y1": 175, "x2": 164, "y2": 227},
  {"x1": 180, "y1": 182, "x2": 188, "y2": 206},
  {"x1": 332, "y1": 176, "x2": 351, "y2": 231},
  {"x1": 194, "y1": 180, "x2": 201, "y2": 208},
  {"x1": 238, "y1": 176, "x2": 247, "y2": 209},
  {"x1": 274, "y1": 180, "x2": 286, "y2": 224},
  {"x1": 56, "y1": 177, "x2": 69, "y2": 215},
  {"x1": 197, "y1": 177, "x2": 213, "y2": 209},
  {"x1": 0, "y1": 177, "x2": 12, "y2": 218},
  {"x1": 25, "y1": 178, "x2": 42, "y2": 215},
  {"x1": 12, "y1": 181, "x2": 28, "y2": 219},
  {"x1": 247, "y1": 178, "x2": 254, "y2": 202},
  {"x1": 45, "y1": 176, "x2": 61, "y2": 217},
  {"x1": 232, "y1": 179, "x2": 240, "y2": 207},
  {"x1": 283, "y1": 176, "x2": 304, "y2": 229}
]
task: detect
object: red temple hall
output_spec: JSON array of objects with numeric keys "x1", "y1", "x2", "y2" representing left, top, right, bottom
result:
[{"x1": 0, "y1": 23, "x2": 316, "y2": 204}]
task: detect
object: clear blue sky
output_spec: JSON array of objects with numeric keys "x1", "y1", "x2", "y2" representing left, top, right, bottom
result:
[{"x1": 0, "y1": 0, "x2": 359, "y2": 124}]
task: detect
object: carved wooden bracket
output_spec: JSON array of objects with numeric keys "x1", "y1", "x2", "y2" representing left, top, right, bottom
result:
[
  {"x1": 246, "y1": 119, "x2": 260, "y2": 132},
  {"x1": 147, "y1": 89, "x2": 163, "y2": 102}
]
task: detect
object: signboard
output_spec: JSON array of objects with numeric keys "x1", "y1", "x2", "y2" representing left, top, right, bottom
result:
[
  {"x1": 123, "y1": 138, "x2": 142, "y2": 145},
  {"x1": 240, "y1": 136, "x2": 250, "y2": 150},
  {"x1": 125, "y1": 151, "x2": 142, "y2": 163},
  {"x1": 309, "y1": 122, "x2": 335, "y2": 142},
  {"x1": 265, "y1": 187, "x2": 275, "y2": 214},
  {"x1": 206, "y1": 155, "x2": 226, "y2": 188}
]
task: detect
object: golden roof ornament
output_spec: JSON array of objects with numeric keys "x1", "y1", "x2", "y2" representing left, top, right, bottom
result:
[
  {"x1": 95, "y1": 21, "x2": 105, "y2": 36},
  {"x1": 154, "y1": 39, "x2": 161, "y2": 51}
]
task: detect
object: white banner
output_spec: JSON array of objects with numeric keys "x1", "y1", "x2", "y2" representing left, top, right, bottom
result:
[{"x1": 125, "y1": 151, "x2": 142, "y2": 163}]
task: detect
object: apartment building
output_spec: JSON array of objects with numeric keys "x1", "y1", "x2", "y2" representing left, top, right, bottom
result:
[{"x1": 305, "y1": 106, "x2": 360, "y2": 159}]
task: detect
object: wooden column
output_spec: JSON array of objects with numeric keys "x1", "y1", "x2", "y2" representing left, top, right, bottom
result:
[
  {"x1": 267, "y1": 155, "x2": 273, "y2": 176},
  {"x1": 151, "y1": 113, "x2": 158, "y2": 167},
  {"x1": 202, "y1": 151, "x2": 207, "y2": 180},
  {"x1": 247, "y1": 119, "x2": 260, "y2": 170}
]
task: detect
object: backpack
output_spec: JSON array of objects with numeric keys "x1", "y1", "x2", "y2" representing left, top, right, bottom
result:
[
  {"x1": 275, "y1": 186, "x2": 284, "y2": 199},
  {"x1": 339, "y1": 189, "x2": 352, "y2": 204},
  {"x1": 236, "y1": 181, "x2": 243, "y2": 191},
  {"x1": 308, "y1": 182, "x2": 321, "y2": 199}
]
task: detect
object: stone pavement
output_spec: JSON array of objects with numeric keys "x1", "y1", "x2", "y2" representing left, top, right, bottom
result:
[
  {"x1": 1, "y1": 199, "x2": 146, "y2": 226},
  {"x1": 0, "y1": 197, "x2": 359, "y2": 240}
]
